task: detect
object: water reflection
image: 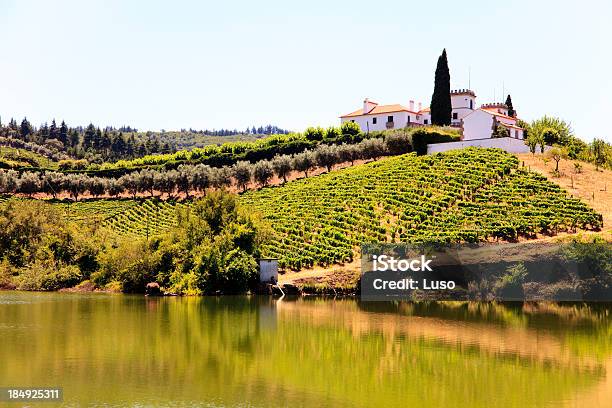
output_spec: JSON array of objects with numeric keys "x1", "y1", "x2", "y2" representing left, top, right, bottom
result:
[{"x1": 0, "y1": 293, "x2": 611, "y2": 407}]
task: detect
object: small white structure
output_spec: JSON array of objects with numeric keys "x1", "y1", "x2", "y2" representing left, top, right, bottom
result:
[{"x1": 259, "y1": 258, "x2": 278, "y2": 283}]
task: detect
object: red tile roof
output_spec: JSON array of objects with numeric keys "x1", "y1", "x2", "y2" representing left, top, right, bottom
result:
[
  {"x1": 481, "y1": 107, "x2": 518, "y2": 121},
  {"x1": 340, "y1": 104, "x2": 418, "y2": 118}
]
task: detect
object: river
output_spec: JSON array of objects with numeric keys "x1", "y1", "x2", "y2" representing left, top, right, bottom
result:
[{"x1": 1, "y1": 292, "x2": 611, "y2": 407}]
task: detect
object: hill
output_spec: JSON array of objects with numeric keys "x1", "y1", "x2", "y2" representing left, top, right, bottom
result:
[
  {"x1": 28, "y1": 148, "x2": 602, "y2": 271},
  {"x1": 0, "y1": 146, "x2": 59, "y2": 170}
]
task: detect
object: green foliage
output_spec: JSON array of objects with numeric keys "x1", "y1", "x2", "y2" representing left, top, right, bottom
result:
[
  {"x1": 430, "y1": 49, "x2": 452, "y2": 126},
  {"x1": 530, "y1": 116, "x2": 573, "y2": 146},
  {"x1": 494, "y1": 263, "x2": 527, "y2": 299},
  {"x1": 411, "y1": 128, "x2": 460, "y2": 155},
  {"x1": 492, "y1": 124, "x2": 510, "y2": 139},
  {"x1": 505, "y1": 95, "x2": 516, "y2": 117},
  {"x1": 0, "y1": 200, "x2": 102, "y2": 290},
  {"x1": 340, "y1": 121, "x2": 361, "y2": 137}
]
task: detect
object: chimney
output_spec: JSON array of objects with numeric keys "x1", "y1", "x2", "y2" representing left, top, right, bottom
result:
[
  {"x1": 418, "y1": 102, "x2": 422, "y2": 112},
  {"x1": 363, "y1": 98, "x2": 376, "y2": 114},
  {"x1": 409, "y1": 100, "x2": 415, "y2": 112}
]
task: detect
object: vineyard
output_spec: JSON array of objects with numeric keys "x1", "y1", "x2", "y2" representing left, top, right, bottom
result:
[{"x1": 1, "y1": 148, "x2": 603, "y2": 270}]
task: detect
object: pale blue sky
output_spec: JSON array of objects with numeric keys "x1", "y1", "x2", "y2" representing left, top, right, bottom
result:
[{"x1": 0, "y1": 0, "x2": 610, "y2": 141}]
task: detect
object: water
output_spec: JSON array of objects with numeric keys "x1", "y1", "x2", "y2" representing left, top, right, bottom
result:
[{"x1": 0, "y1": 292, "x2": 611, "y2": 407}]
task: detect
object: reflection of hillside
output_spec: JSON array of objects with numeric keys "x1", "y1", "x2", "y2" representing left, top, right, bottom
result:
[
  {"x1": 278, "y1": 299, "x2": 608, "y2": 371},
  {"x1": 0, "y1": 294, "x2": 610, "y2": 407}
]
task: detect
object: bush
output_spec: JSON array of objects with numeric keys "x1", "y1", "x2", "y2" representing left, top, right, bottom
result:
[
  {"x1": 494, "y1": 263, "x2": 528, "y2": 300},
  {"x1": 384, "y1": 130, "x2": 412, "y2": 155},
  {"x1": 411, "y1": 128, "x2": 460, "y2": 155}
]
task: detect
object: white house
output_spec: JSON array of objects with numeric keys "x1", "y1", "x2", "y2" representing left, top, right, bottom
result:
[
  {"x1": 462, "y1": 103, "x2": 524, "y2": 140},
  {"x1": 339, "y1": 98, "x2": 430, "y2": 132},
  {"x1": 340, "y1": 89, "x2": 524, "y2": 141}
]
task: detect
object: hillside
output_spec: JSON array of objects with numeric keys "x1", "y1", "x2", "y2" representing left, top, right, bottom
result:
[
  {"x1": 16, "y1": 148, "x2": 601, "y2": 273},
  {"x1": 0, "y1": 146, "x2": 59, "y2": 169}
]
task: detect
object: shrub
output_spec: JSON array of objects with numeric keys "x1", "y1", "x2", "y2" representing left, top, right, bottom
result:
[
  {"x1": 411, "y1": 128, "x2": 459, "y2": 155},
  {"x1": 494, "y1": 262, "x2": 528, "y2": 300},
  {"x1": 384, "y1": 130, "x2": 412, "y2": 155}
]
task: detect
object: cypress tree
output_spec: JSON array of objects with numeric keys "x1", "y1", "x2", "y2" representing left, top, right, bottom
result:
[
  {"x1": 430, "y1": 49, "x2": 452, "y2": 126},
  {"x1": 505, "y1": 94, "x2": 516, "y2": 117}
]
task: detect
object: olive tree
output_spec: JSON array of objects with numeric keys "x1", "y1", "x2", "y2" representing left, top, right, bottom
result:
[
  {"x1": 293, "y1": 150, "x2": 315, "y2": 177},
  {"x1": 232, "y1": 161, "x2": 252, "y2": 192},
  {"x1": 253, "y1": 160, "x2": 274, "y2": 187},
  {"x1": 315, "y1": 144, "x2": 339, "y2": 172},
  {"x1": 271, "y1": 154, "x2": 292, "y2": 183}
]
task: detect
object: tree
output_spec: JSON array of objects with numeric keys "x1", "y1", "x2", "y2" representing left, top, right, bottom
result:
[
  {"x1": 65, "y1": 173, "x2": 88, "y2": 201},
  {"x1": 591, "y1": 139, "x2": 608, "y2": 169},
  {"x1": 119, "y1": 173, "x2": 139, "y2": 199},
  {"x1": 59, "y1": 121, "x2": 69, "y2": 146},
  {"x1": 17, "y1": 172, "x2": 41, "y2": 196},
  {"x1": 338, "y1": 143, "x2": 361, "y2": 165},
  {"x1": 253, "y1": 160, "x2": 274, "y2": 187},
  {"x1": 430, "y1": 49, "x2": 452, "y2": 126},
  {"x1": 530, "y1": 116, "x2": 573, "y2": 146},
  {"x1": 20, "y1": 118, "x2": 33, "y2": 140},
  {"x1": 192, "y1": 164, "x2": 211, "y2": 194},
  {"x1": 176, "y1": 166, "x2": 194, "y2": 198},
  {"x1": 492, "y1": 123, "x2": 510, "y2": 138},
  {"x1": 384, "y1": 130, "x2": 412, "y2": 155},
  {"x1": 525, "y1": 134, "x2": 539, "y2": 155},
  {"x1": 42, "y1": 172, "x2": 66, "y2": 199},
  {"x1": 361, "y1": 138, "x2": 386, "y2": 160},
  {"x1": 293, "y1": 150, "x2": 315, "y2": 177},
  {"x1": 271, "y1": 154, "x2": 292, "y2": 183},
  {"x1": 548, "y1": 146, "x2": 567, "y2": 172},
  {"x1": 315, "y1": 144, "x2": 339, "y2": 172},
  {"x1": 304, "y1": 127, "x2": 325, "y2": 141},
  {"x1": 340, "y1": 121, "x2": 361, "y2": 137},
  {"x1": 505, "y1": 95, "x2": 516, "y2": 117},
  {"x1": 232, "y1": 161, "x2": 252, "y2": 192},
  {"x1": 88, "y1": 177, "x2": 108, "y2": 198}
]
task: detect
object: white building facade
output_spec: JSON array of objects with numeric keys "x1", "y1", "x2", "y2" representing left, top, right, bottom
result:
[{"x1": 340, "y1": 89, "x2": 524, "y2": 141}]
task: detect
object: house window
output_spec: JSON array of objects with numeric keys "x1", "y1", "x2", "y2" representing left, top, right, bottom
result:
[
  {"x1": 407, "y1": 116, "x2": 411, "y2": 123},
  {"x1": 470, "y1": 100, "x2": 473, "y2": 109},
  {"x1": 424, "y1": 119, "x2": 429, "y2": 125},
  {"x1": 453, "y1": 113, "x2": 458, "y2": 120},
  {"x1": 372, "y1": 117, "x2": 377, "y2": 124},
  {"x1": 350, "y1": 120, "x2": 355, "y2": 123},
  {"x1": 515, "y1": 130, "x2": 519, "y2": 139},
  {"x1": 387, "y1": 115, "x2": 393, "y2": 123}
]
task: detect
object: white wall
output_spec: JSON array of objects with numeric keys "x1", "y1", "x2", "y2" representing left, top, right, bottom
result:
[
  {"x1": 426, "y1": 137, "x2": 534, "y2": 154},
  {"x1": 259, "y1": 259, "x2": 278, "y2": 283},
  {"x1": 462, "y1": 109, "x2": 494, "y2": 140},
  {"x1": 341, "y1": 111, "x2": 414, "y2": 132},
  {"x1": 451, "y1": 93, "x2": 476, "y2": 125}
]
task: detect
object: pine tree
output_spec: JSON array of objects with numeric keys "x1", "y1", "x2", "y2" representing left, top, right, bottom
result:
[
  {"x1": 83, "y1": 124, "x2": 96, "y2": 150},
  {"x1": 59, "y1": 121, "x2": 69, "y2": 146},
  {"x1": 49, "y1": 119, "x2": 58, "y2": 141},
  {"x1": 430, "y1": 49, "x2": 452, "y2": 126},
  {"x1": 505, "y1": 95, "x2": 516, "y2": 117},
  {"x1": 20, "y1": 118, "x2": 33, "y2": 140}
]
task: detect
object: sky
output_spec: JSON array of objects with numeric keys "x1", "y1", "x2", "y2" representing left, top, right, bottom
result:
[{"x1": 0, "y1": 0, "x2": 610, "y2": 141}]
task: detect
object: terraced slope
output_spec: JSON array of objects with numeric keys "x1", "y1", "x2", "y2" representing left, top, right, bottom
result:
[{"x1": 4, "y1": 148, "x2": 600, "y2": 270}]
